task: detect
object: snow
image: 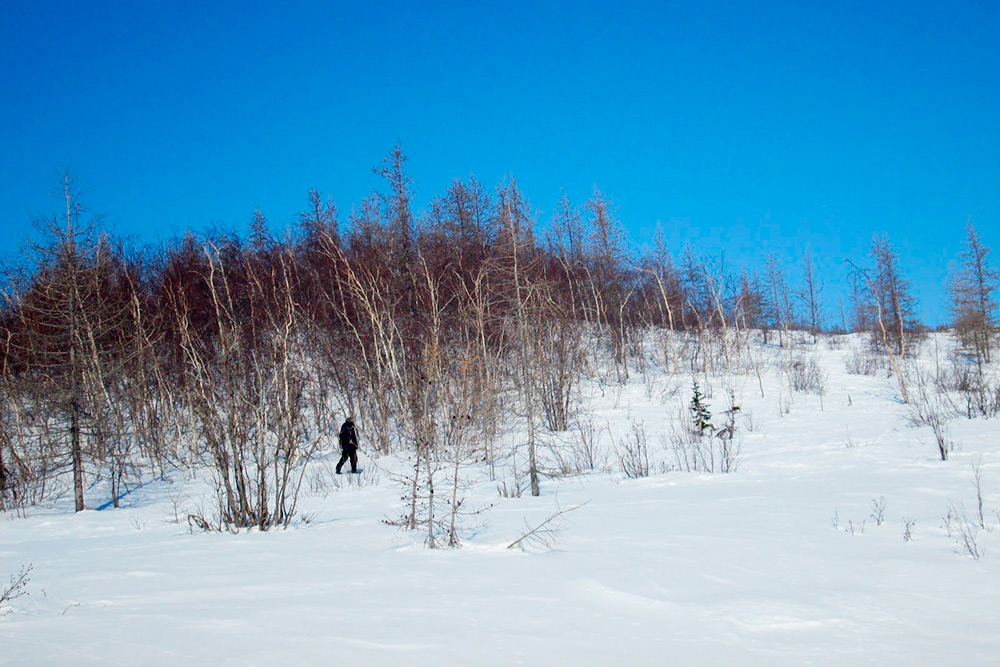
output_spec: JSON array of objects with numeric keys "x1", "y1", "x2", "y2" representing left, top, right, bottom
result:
[{"x1": 2, "y1": 334, "x2": 999, "y2": 666}]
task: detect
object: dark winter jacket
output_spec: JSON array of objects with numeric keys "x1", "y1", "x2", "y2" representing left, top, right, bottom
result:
[{"x1": 339, "y1": 420, "x2": 358, "y2": 453}]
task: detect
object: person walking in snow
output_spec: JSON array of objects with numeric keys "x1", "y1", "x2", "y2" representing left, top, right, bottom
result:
[{"x1": 336, "y1": 416, "x2": 359, "y2": 474}]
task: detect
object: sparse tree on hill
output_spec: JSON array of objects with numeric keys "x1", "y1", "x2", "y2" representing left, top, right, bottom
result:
[
  {"x1": 856, "y1": 234, "x2": 918, "y2": 403},
  {"x1": 870, "y1": 234, "x2": 917, "y2": 359},
  {"x1": 799, "y1": 248, "x2": 823, "y2": 341},
  {"x1": 641, "y1": 223, "x2": 682, "y2": 371},
  {"x1": 585, "y1": 188, "x2": 631, "y2": 379},
  {"x1": 951, "y1": 220, "x2": 998, "y2": 372},
  {"x1": 764, "y1": 253, "x2": 792, "y2": 347}
]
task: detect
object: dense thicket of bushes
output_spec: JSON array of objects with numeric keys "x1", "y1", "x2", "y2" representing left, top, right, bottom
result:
[{"x1": 0, "y1": 150, "x2": 995, "y2": 533}]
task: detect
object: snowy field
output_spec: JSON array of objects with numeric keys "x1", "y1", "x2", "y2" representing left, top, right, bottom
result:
[{"x1": 2, "y1": 334, "x2": 999, "y2": 666}]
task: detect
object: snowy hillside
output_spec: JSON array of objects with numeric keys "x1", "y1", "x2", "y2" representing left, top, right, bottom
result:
[{"x1": 2, "y1": 333, "x2": 999, "y2": 666}]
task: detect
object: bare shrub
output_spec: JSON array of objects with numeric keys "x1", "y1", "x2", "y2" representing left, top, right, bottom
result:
[
  {"x1": 615, "y1": 420, "x2": 649, "y2": 478},
  {"x1": 642, "y1": 370, "x2": 658, "y2": 401},
  {"x1": 958, "y1": 368, "x2": 1000, "y2": 420},
  {"x1": 823, "y1": 334, "x2": 846, "y2": 351},
  {"x1": 740, "y1": 408, "x2": 762, "y2": 433},
  {"x1": 972, "y1": 459, "x2": 986, "y2": 529},
  {"x1": 845, "y1": 348, "x2": 880, "y2": 375},
  {"x1": 713, "y1": 402, "x2": 741, "y2": 473},
  {"x1": 945, "y1": 500, "x2": 983, "y2": 559},
  {"x1": 667, "y1": 425, "x2": 701, "y2": 473},
  {"x1": 0, "y1": 564, "x2": 32, "y2": 611},
  {"x1": 165, "y1": 486, "x2": 190, "y2": 524},
  {"x1": 497, "y1": 475, "x2": 526, "y2": 499},
  {"x1": 187, "y1": 511, "x2": 213, "y2": 533},
  {"x1": 548, "y1": 417, "x2": 607, "y2": 475},
  {"x1": 869, "y1": 496, "x2": 887, "y2": 526},
  {"x1": 535, "y1": 316, "x2": 583, "y2": 432},
  {"x1": 642, "y1": 371, "x2": 679, "y2": 404},
  {"x1": 571, "y1": 417, "x2": 606, "y2": 472},
  {"x1": 666, "y1": 404, "x2": 740, "y2": 474},
  {"x1": 545, "y1": 434, "x2": 578, "y2": 478},
  {"x1": 937, "y1": 348, "x2": 1000, "y2": 418},
  {"x1": 308, "y1": 458, "x2": 381, "y2": 496},
  {"x1": 171, "y1": 245, "x2": 327, "y2": 531},
  {"x1": 907, "y1": 369, "x2": 956, "y2": 461},
  {"x1": 785, "y1": 354, "x2": 827, "y2": 394},
  {"x1": 965, "y1": 377, "x2": 1000, "y2": 419}
]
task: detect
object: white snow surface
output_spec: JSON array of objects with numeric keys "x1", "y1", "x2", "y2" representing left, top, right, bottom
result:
[{"x1": 3, "y1": 334, "x2": 999, "y2": 666}]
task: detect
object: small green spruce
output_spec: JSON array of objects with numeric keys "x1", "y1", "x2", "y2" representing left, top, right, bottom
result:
[{"x1": 690, "y1": 381, "x2": 713, "y2": 435}]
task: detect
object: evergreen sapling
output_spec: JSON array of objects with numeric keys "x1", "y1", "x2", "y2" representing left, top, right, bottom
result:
[{"x1": 690, "y1": 381, "x2": 713, "y2": 436}]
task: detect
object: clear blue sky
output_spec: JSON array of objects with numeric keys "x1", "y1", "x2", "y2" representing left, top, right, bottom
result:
[{"x1": 2, "y1": 0, "x2": 997, "y2": 326}]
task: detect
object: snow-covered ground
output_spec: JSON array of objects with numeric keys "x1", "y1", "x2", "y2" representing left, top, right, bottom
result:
[{"x1": 3, "y1": 334, "x2": 999, "y2": 666}]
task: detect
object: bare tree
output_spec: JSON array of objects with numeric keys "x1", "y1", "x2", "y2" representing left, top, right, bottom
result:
[
  {"x1": 585, "y1": 188, "x2": 631, "y2": 380},
  {"x1": 857, "y1": 234, "x2": 918, "y2": 403},
  {"x1": 847, "y1": 267, "x2": 871, "y2": 334},
  {"x1": 298, "y1": 189, "x2": 339, "y2": 243},
  {"x1": 871, "y1": 234, "x2": 917, "y2": 358},
  {"x1": 951, "y1": 220, "x2": 997, "y2": 372},
  {"x1": 764, "y1": 253, "x2": 792, "y2": 348},
  {"x1": 641, "y1": 223, "x2": 683, "y2": 371},
  {"x1": 3, "y1": 174, "x2": 136, "y2": 511},
  {"x1": 497, "y1": 178, "x2": 541, "y2": 496},
  {"x1": 799, "y1": 248, "x2": 823, "y2": 341},
  {"x1": 735, "y1": 268, "x2": 764, "y2": 336},
  {"x1": 549, "y1": 192, "x2": 590, "y2": 329},
  {"x1": 374, "y1": 142, "x2": 417, "y2": 272},
  {"x1": 428, "y1": 177, "x2": 494, "y2": 268}
]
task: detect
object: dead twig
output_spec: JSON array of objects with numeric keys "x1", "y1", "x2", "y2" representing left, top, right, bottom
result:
[{"x1": 507, "y1": 501, "x2": 589, "y2": 551}]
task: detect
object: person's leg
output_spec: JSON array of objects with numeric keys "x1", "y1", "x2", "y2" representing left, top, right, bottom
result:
[
  {"x1": 349, "y1": 450, "x2": 358, "y2": 473},
  {"x1": 336, "y1": 451, "x2": 348, "y2": 474}
]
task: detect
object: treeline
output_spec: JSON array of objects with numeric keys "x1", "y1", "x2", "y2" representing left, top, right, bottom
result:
[{"x1": 1, "y1": 147, "x2": 996, "y2": 535}]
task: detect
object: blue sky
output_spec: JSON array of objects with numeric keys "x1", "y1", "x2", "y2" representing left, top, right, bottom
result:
[{"x1": 1, "y1": 1, "x2": 997, "y2": 325}]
